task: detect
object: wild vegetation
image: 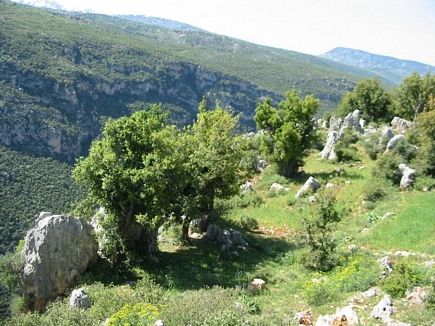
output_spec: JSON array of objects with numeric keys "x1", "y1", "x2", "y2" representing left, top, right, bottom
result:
[{"x1": 1, "y1": 1, "x2": 435, "y2": 324}]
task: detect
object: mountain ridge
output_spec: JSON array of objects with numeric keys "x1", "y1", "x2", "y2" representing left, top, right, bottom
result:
[{"x1": 321, "y1": 47, "x2": 435, "y2": 85}]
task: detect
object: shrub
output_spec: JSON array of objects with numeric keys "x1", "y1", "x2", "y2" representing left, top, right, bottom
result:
[
  {"x1": 239, "y1": 216, "x2": 259, "y2": 231},
  {"x1": 302, "y1": 279, "x2": 340, "y2": 306},
  {"x1": 381, "y1": 259, "x2": 430, "y2": 299},
  {"x1": 334, "y1": 126, "x2": 360, "y2": 163},
  {"x1": 301, "y1": 189, "x2": 342, "y2": 272},
  {"x1": 362, "y1": 178, "x2": 388, "y2": 202}
]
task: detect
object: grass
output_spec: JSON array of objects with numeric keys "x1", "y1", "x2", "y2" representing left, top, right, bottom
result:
[{"x1": 5, "y1": 149, "x2": 435, "y2": 325}]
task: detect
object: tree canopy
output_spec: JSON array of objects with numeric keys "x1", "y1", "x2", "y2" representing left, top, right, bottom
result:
[
  {"x1": 394, "y1": 72, "x2": 435, "y2": 121},
  {"x1": 73, "y1": 102, "x2": 243, "y2": 264},
  {"x1": 337, "y1": 77, "x2": 393, "y2": 122},
  {"x1": 254, "y1": 90, "x2": 319, "y2": 177}
]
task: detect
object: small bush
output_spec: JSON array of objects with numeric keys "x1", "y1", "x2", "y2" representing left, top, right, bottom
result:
[
  {"x1": 381, "y1": 259, "x2": 430, "y2": 299},
  {"x1": 239, "y1": 215, "x2": 259, "y2": 231},
  {"x1": 362, "y1": 178, "x2": 388, "y2": 202},
  {"x1": 302, "y1": 279, "x2": 340, "y2": 306}
]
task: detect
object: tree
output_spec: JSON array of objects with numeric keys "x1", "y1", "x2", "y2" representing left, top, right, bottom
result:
[
  {"x1": 73, "y1": 101, "x2": 244, "y2": 262},
  {"x1": 73, "y1": 105, "x2": 188, "y2": 263},
  {"x1": 254, "y1": 90, "x2": 319, "y2": 177},
  {"x1": 394, "y1": 72, "x2": 435, "y2": 121},
  {"x1": 179, "y1": 100, "x2": 244, "y2": 237},
  {"x1": 337, "y1": 77, "x2": 393, "y2": 122}
]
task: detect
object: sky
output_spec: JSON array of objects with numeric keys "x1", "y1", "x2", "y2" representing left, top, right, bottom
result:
[{"x1": 17, "y1": 0, "x2": 435, "y2": 66}]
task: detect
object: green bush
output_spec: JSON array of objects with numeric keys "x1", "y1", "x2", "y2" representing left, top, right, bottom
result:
[
  {"x1": 362, "y1": 178, "x2": 389, "y2": 202},
  {"x1": 381, "y1": 259, "x2": 430, "y2": 299},
  {"x1": 239, "y1": 216, "x2": 259, "y2": 231},
  {"x1": 302, "y1": 279, "x2": 340, "y2": 306}
]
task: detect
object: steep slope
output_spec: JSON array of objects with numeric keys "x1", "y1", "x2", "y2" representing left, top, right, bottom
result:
[{"x1": 321, "y1": 47, "x2": 435, "y2": 85}]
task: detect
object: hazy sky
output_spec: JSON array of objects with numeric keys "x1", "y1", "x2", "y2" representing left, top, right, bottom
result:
[{"x1": 22, "y1": 0, "x2": 435, "y2": 66}]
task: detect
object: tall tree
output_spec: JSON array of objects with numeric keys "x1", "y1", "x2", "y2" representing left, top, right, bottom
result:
[
  {"x1": 179, "y1": 100, "x2": 244, "y2": 236},
  {"x1": 254, "y1": 90, "x2": 319, "y2": 177},
  {"x1": 73, "y1": 105, "x2": 187, "y2": 262},
  {"x1": 394, "y1": 72, "x2": 435, "y2": 121},
  {"x1": 337, "y1": 77, "x2": 393, "y2": 122}
]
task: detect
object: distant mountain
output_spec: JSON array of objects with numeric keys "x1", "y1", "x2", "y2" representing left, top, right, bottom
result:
[
  {"x1": 117, "y1": 15, "x2": 206, "y2": 32},
  {"x1": 321, "y1": 47, "x2": 435, "y2": 85},
  {"x1": 10, "y1": 0, "x2": 95, "y2": 12}
]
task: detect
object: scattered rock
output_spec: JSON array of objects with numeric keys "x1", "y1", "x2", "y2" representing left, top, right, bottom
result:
[
  {"x1": 315, "y1": 306, "x2": 360, "y2": 325},
  {"x1": 424, "y1": 260, "x2": 435, "y2": 268},
  {"x1": 381, "y1": 126, "x2": 394, "y2": 142},
  {"x1": 381, "y1": 212, "x2": 395, "y2": 220},
  {"x1": 154, "y1": 320, "x2": 165, "y2": 326},
  {"x1": 319, "y1": 130, "x2": 340, "y2": 160},
  {"x1": 406, "y1": 286, "x2": 427, "y2": 305},
  {"x1": 240, "y1": 181, "x2": 255, "y2": 194},
  {"x1": 391, "y1": 116, "x2": 412, "y2": 133},
  {"x1": 21, "y1": 212, "x2": 98, "y2": 311},
  {"x1": 295, "y1": 176, "x2": 321, "y2": 198},
  {"x1": 386, "y1": 134, "x2": 405, "y2": 151},
  {"x1": 363, "y1": 288, "x2": 378, "y2": 298},
  {"x1": 255, "y1": 158, "x2": 268, "y2": 172},
  {"x1": 325, "y1": 183, "x2": 335, "y2": 188},
  {"x1": 386, "y1": 322, "x2": 411, "y2": 326},
  {"x1": 371, "y1": 294, "x2": 395, "y2": 322},
  {"x1": 206, "y1": 225, "x2": 248, "y2": 252},
  {"x1": 294, "y1": 310, "x2": 314, "y2": 325},
  {"x1": 394, "y1": 250, "x2": 411, "y2": 257},
  {"x1": 398, "y1": 164, "x2": 415, "y2": 189},
  {"x1": 247, "y1": 278, "x2": 266, "y2": 293},
  {"x1": 269, "y1": 182, "x2": 285, "y2": 192},
  {"x1": 69, "y1": 288, "x2": 91, "y2": 309},
  {"x1": 377, "y1": 256, "x2": 393, "y2": 273}
]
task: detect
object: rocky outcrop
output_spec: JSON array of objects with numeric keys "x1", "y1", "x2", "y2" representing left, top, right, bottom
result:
[
  {"x1": 1, "y1": 61, "x2": 281, "y2": 162},
  {"x1": 20, "y1": 212, "x2": 98, "y2": 311},
  {"x1": 386, "y1": 134, "x2": 405, "y2": 151},
  {"x1": 206, "y1": 225, "x2": 248, "y2": 252}
]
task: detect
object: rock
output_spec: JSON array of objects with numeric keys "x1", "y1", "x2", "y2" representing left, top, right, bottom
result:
[
  {"x1": 359, "y1": 118, "x2": 367, "y2": 129},
  {"x1": 391, "y1": 116, "x2": 412, "y2": 133},
  {"x1": 240, "y1": 181, "x2": 254, "y2": 194},
  {"x1": 319, "y1": 130, "x2": 340, "y2": 160},
  {"x1": 329, "y1": 116, "x2": 342, "y2": 130},
  {"x1": 294, "y1": 310, "x2": 314, "y2": 325},
  {"x1": 206, "y1": 225, "x2": 248, "y2": 252},
  {"x1": 371, "y1": 294, "x2": 395, "y2": 322},
  {"x1": 325, "y1": 183, "x2": 335, "y2": 188},
  {"x1": 154, "y1": 320, "x2": 165, "y2": 326},
  {"x1": 69, "y1": 288, "x2": 91, "y2": 309},
  {"x1": 406, "y1": 286, "x2": 426, "y2": 305},
  {"x1": 394, "y1": 250, "x2": 411, "y2": 257},
  {"x1": 386, "y1": 134, "x2": 405, "y2": 151},
  {"x1": 398, "y1": 164, "x2": 415, "y2": 189},
  {"x1": 315, "y1": 306, "x2": 360, "y2": 325},
  {"x1": 386, "y1": 322, "x2": 411, "y2": 326},
  {"x1": 269, "y1": 182, "x2": 285, "y2": 192},
  {"x1": 341, "y1": 110, "x2": 363, "y2": 134},
  {"x1": 424, "y1": 260, "x2": 435, "y2": 268},
  {"x1": 247, "y1": 278, "x2": 266, "y2": 292},
  {"x1": 255, "y1": 158, "x2": 268, "y2": 172},
  {"x1": 295, "y1": 176, "x2": 321, "y2": 198},
  {"x1": 381, "y1": 126, "x2": 394, "y2": 142},
  {"x1": 377, "y1": 256, "x2": 393, "y2": 272},
  {"x1": 362, "y1": 288, "x2": 378, "y2": 298},
  {"x1": 21, "y1": 212, "x2": 98, "y2": 311},
  {"x1": 381, "y1": 212, "x2": 395, "y2": 220}
]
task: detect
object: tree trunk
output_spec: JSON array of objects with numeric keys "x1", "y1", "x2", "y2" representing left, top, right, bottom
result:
[{"x1": 281, "y1": 160, "x2": 295, "y2": 178}]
